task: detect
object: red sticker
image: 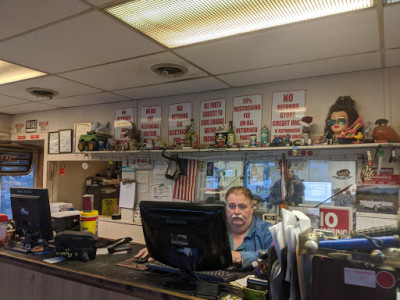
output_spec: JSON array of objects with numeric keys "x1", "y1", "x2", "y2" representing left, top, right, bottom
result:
[{"x1": 376, "y1": 271, "x2": 395, "y2": 289}]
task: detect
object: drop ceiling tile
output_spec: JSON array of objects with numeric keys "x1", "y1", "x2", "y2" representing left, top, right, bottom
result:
[
  {"x1": 218, "y1": 52, "x2": 381, "y2": 86},
  {"x1": 0, "y1": 75, "x2": 101, "y2": 100},
  {"x1": 385, "y1": 48, "x2": 400, "y2": 67},
  {"x1": 42, "y1": 92, "x2": 128, "y2": 108},
  {"x1": 114, "y1": 77, "x2": 229, "y2": 99},
  {"x1": 0, "y1": 0, "x2": 89, "y2": 40},
  {"x1": 384, "y1": 4, "x2": 400, "y2": 48},
  {"x1": 85, "y1": 0, "x2": 116, "y2": 7},
  {"x1": 0, "y1": 95, "x2": 30, "y2": 107},
  {"x1": 0, "y1": 101, "x2": 59, "y2": 115},
  {"x1": 175, "y1": 9, "x2": 379, "y2": 75},
  {"x1": 60, "y1": 52, "x2": 208, "y2": 91},
  {"x1": 0, "y1": 11, "x2": 164, "y2": 73}
]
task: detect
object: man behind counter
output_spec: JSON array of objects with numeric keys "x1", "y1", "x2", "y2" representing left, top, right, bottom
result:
[{"x1": 135, "y1": 186, "x2": 273, "y2": 270}]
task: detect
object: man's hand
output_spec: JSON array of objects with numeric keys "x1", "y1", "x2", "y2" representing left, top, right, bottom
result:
[
  {"x1": 134, "y1": 247, "x2": 154, "y2": 262},
  {"x1": 231, "y1": 250, "x2": 242, "y2": 266}
]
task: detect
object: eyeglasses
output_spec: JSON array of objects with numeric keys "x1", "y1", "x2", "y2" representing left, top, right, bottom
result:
[
  {"x1": 327, "y1": 117, "x2": 347, "y2": 126},
  {"x1": 227, "y1": 203, "x2": 249, "y2": 211}
]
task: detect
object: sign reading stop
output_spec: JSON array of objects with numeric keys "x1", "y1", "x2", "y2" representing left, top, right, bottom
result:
[{"x1": 320, "y1": 206, "x2": 355, "y2": 236}]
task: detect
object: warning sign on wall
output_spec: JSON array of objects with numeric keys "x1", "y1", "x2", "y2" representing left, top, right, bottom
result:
[{"x1": 271, "y1": 90, "x2": 306, "y2": 141}]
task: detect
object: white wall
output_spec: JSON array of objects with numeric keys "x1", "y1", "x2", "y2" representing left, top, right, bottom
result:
[
  {"x1": 11, "y1": 67, "x2": 400, "y2": 144},
  {"x1": 0, "y1": 113, "x2": 12, "y2": 141}
]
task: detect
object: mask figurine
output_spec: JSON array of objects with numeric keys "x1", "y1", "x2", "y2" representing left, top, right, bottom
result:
[{"x1": 324, "y1": 96, "x2": 363, "y2": 144}]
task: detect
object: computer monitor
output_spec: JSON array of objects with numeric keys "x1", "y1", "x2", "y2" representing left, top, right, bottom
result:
[
  {"x1": 139, "y1": 201, "x2": 232, "y2": 288},
  {"x1": 302, "y1": 181, "x2": 332, "y2": 205},
  {"x1": 10, "y1": 187, "x2": 53, "y2": 250}
]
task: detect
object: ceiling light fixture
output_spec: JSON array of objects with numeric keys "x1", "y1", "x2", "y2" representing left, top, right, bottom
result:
[
  {"x1": 0, "y1": 60, "x2": 46, "y2": 85},
  {"x1": 105, "y1": 0, "x2": 373, "y2": 48}
]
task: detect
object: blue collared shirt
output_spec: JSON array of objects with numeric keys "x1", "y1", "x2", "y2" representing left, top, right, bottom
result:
[{"x1": 229, "y1": 216, "x2": 273, "y2": 269}]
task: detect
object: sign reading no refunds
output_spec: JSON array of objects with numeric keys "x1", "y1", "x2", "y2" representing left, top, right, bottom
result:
[{"x1": 271, "y1": 90, "x2": 306, "y2": 141}]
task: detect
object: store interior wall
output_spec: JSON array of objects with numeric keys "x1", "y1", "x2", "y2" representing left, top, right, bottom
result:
[{"x1": 7, "y1": 66, "x2": 400, "y2": 207}]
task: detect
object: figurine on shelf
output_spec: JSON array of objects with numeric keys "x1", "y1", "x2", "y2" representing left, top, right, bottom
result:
[
  {"x1": 124, "y1": 122, "x2": 141, "y2": 149},
  {"x1": 324, "y1": 96, "x2": 363, "y2": 144},
  {"x1": 300, "y1": 116, "x2": 313, "y2": 145},
  {"x1": 363, "y1": 121, "x2": 373, "y2": 142},
  {"x1": 153, "y1": 136, "x2": 163, "y2": 149}
]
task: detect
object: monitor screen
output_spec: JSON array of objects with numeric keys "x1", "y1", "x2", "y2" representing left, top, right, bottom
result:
[
  {"x1": 303, "y1": 181, "x2": 332, "y2": 205},
  {"x1": 10, "y1": 187, "x2": 53, "y2": 249},
  {"x1": 139, "y1": 201, "x2": 232, "y2": 273}
]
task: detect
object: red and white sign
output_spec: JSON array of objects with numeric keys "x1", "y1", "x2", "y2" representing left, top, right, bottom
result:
[
  {"x1": 30, "y1": 135, "x2": 39, "y2": 139},
  {"x1": 271, "y1": 90, "x2": 306, "y2": 141},
  {"x1": 116, "y1": 108, "x2": 134, "y2": 122},
  {"x1": 363, "y1": 174, "x2": 400, "y2": 185},
  {"x1": 233, "y1": 95, "x2": 262, "y2": 144},
  {"x1": 15, "y1": 123, "x2": 24, "y2": 133},
  {"x1": 319, "y1": 206, "x2": 354, "y2": 236},
  {"x1": 199, "y1": 98, "x2": 225, "y2": 145},
  {"x1": 168, "y1": 102, "x2": 192, "y2": 146},
  {"x1": 140, "y1": 105, "x2": 161, "y2": 143},
  {"x1": 39, "y1": 121, "x2": 49, "y2": 132},
  {"x1": 115, "y1": 107, "x2": 135, "y2": 147}
]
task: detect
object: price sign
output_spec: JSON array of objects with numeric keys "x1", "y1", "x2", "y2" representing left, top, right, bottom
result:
[{"x1": 320, "y1": 206, "x2": 355, "y2": 236}]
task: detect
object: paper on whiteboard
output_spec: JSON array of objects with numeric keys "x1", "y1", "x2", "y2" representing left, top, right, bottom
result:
[
  {"x1": 151, "y1": 184, "x2": 172, "y2": 201},
  {"x1": 119, "y1": 182, "x2": 136, "y2": 209}
]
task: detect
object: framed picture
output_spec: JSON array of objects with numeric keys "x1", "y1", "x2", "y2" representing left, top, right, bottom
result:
[
  {"x1": 48, "y1": 131, "x2": 59, "y2": 154},
  {"x1": 73, "y1": 122, "x2": 92, "y2": 153},
  {"x1": 59, "y1": 129, "x2": 73, "y2": 153}
]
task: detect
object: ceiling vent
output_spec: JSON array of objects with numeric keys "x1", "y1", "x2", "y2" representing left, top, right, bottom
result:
[
  {"x1": 151, "y1": 63, "x2": 188, "y2": 78},
  {"x1": 27, "y1": 87, "x2": 58, "y2": 100}
]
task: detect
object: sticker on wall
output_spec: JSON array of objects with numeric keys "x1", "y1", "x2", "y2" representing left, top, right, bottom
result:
[
  {"x1": 26, "y1": 120, "x2": 37, "y2": 133},
  {"x1": 39, "y1": 121, "x2": 49, "y2": 132},
  {"x1": 15, "y1": 123, "x2": 24, "y2": 134}
]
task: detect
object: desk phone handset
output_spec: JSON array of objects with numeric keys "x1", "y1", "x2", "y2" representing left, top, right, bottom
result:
[{"x1": 107, "y1": 237, "x2": 133, "y2": 253}]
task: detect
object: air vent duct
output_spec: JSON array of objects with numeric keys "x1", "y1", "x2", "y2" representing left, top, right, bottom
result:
[
  {"x1": 151, "y1": 63, "x2": 188, "y2": 78},
  {"x1": 27, "y1": 87, "x2": 58, "y2": 99},
  {"x1": 0, "y1": 145, "x2": 34, "y2": 175}
]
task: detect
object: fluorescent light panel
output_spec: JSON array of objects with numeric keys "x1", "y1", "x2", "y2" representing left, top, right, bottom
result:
[
  {"x1": 0, "y1": 60, "x2": 46, "y2": 85},
  {"x1": 106, "y1": 0, "x2": 373, "y2": 48}
]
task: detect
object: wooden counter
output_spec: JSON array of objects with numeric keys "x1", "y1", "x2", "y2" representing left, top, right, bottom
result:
[{"x1": 0, "y1": 245, "x2": 213, "y2": 300}]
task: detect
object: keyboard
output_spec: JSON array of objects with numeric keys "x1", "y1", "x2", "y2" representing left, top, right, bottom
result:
[{"x1": 146, "y1": 261, "x2": 238, "y2": 283}]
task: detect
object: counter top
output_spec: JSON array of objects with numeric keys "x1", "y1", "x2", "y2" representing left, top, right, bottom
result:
[{"x1": 0, "y1": 244, "x2": 218, "y2": 300}]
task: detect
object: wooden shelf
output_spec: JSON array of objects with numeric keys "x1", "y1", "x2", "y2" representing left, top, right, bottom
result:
[{"x1": 45, "y1": 142, "x2": 400, "y2": 162}]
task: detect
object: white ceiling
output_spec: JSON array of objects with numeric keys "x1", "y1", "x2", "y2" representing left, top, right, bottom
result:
[{"x1": 0, "y1": 0, "x2": 399, "y2": 115}]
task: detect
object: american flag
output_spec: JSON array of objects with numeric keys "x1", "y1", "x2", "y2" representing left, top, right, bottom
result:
[{"x1": 173, "y1": 159, "x2": 199, "y2": 202}]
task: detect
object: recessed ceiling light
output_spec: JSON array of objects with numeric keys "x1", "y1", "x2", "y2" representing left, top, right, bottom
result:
[
  {"x1": 0, "y1": 60, "x2": 46, "y2": 85},
  {"x1": 105, "y1": 0, "x2": 374, "y2": 48}
]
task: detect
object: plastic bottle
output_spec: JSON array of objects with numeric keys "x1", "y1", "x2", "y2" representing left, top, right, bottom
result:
[
  {"x1": 227, "y1": 121, "x2": 235, "y2": 148},
  {"x1": 261, "y1": 125, "x2": 269, "y2": 147},
  {"x1": 215, "y1": 125, "x2": 228, "y2": 148},
  {"x1": 192, "y1": 132, "x2": 199, "y2": 149}
]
